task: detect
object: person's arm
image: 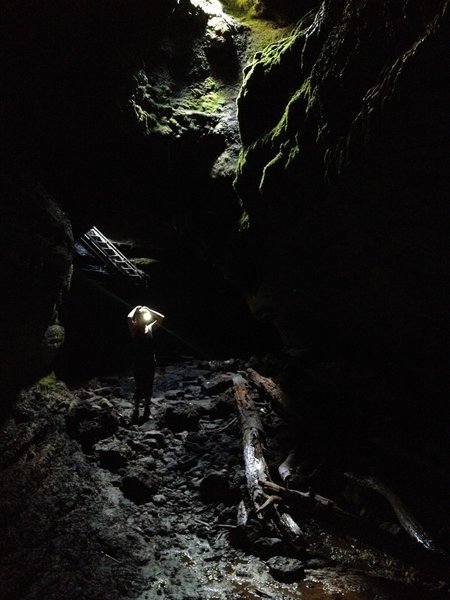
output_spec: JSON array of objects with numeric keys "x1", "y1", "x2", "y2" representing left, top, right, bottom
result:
[
  {"x1": 152, "y1": 309, "x2": 165, "y2": 329},
  {"x1": 127, "y1": 305, "x2": 142, "y2": 337},
  {"x1": 141, "y1": 306, "x2": 165, "y2": 329}
]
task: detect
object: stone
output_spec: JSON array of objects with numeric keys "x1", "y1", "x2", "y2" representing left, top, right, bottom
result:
[
  {"x1": 152, "y1": 494, "x2": 166, "y2": 505},
  {"x1": 305, "y1": 557, "x2": 330, "y2": 569},
  {"x1": 120, "y1": 466, "x2": 159, "y2": 505},
  {"x1": 164, "y1": 390, "x2": 184, "y2": 399},
  {"x1": 142, "y1": 430, "x2": 167, "y2": 447},
  {"x1": 199, "y1": 470, "x2": 237, "y2": 505},
  {"x1": 253, "y1": 537, "x2": 285, "y2": 557},
  {"x1": 266, "y1": 556, "x2": 305, "y2": 583},
  {"x1": 66, "y1": 404, "x2": 119, "y2": 451},
  {"x1": 183, "y1": 385, "x2": 202, "y2": 396},
  {"x1": 201, "y1": 376, "x2": 234, "y2": 395},
  {"x1": 209, "y1": 395, "x2": 234, "y2": 419},
  {"x1": 93, "y1": 437, "x2": 132, "y2": 471},
  {"x1": 163, "y1": 404, "x2": 200, "y2": 433},
  {"x1": 136, "y1": 456, "x2": 157, "y2": 471}
]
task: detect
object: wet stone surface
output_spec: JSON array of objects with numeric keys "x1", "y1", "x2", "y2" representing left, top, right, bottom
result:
[{"x1": 0, "y1": 359, "x2": 448, "y2": 599}]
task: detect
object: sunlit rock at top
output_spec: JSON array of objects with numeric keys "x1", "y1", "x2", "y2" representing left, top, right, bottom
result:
[{"x1": 191, "y1": 0, "x2": 225, "y2": 16}]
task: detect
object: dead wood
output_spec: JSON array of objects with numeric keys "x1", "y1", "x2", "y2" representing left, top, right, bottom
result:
[
  {"x1": 244, "y1": 368, "x2": 289, "y2": 416},
  {"x1": 237, "y1": 499, "x2": 249, "y2": 527},
  {"x1": 232, "y1": 374, "x2": 305, "y2": 550},
  {"x1": 344, "y1": 472, "x2": 439, "y2": 553},
  {"x1": 260, "y1": 479, "x2": 356, "y2": 518},
  {"x1": 278, "y1": 447, "x2": 298, "y2": 484}
]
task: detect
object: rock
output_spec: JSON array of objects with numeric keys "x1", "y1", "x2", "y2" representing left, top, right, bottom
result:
[
  {"x1": 0, "y1": 178, "x2": 73, "y2": 396},
  {"x1": 163, "y1": 404, "x2": 200, "y2": 433},
  {"x1": 120, "y1": 466, "x2": 159, "y2": 505},
  {"x1": 199, "y1": 470, "x2": 237, "y2": 505},
  {"x1": 164, "y1": 390, "x2": 184, "y2": 399},
  {"x1": 152, "y1": 494, "x2": 166, "y2": 505},
  {"x1": 93, "y1": 437, "x2": 132, "y2": 471},
  {"x1": 253, "y1": 537, "x2": 285, "y2": 558},
  {"x1": 235, "y1": 0, "x2": 450, "y2": 419},
  {"x1": 201, "y1": 376, "x2": 234, "y2": 395},
  {"x1": 189, "y1": 398, "x2": 215, "y2": 416},
  {"x1": 182, "y1": 368, "x2": 210, "y2": 381},
  {"x1": 209, "y1": 395, "x2": 234, "y2": 419},
  {"x1": 305, "y1": 556, "x2": 331, "y2": 569},
  {"x1": 183, "y1": 385, "x2": 202, "y2": 396},
  {"x1": 66, "y1": 404, "x2": 119, "y2": 451},
  {"x1": 136, "y1": 456, "x2": 157, "y2": 471},
  {"x1": 142, "y1": 430, "x2": 167, "y2": 447},
  {"x1": 266, "y1": 556, "x2": 305, "y2": 583},
  {"x1": 178, "y1": 456, "x2": 198, "y2": 472}
]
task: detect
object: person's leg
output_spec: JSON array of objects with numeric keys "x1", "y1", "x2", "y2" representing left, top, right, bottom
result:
[
  {"x1": 133, "y1": 375, "x2": 144, "y2": 423},
  {"x1": 142, "y1": 363, "x2": 156, "y2": 421},
  {"x1": 132, "y1": 394, "x2": 140, "y2": 423},
  {"x1": 143, "y1": 397, "x2": 150, "y2": 421}
]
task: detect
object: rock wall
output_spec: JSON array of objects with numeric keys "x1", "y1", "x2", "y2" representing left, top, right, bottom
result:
[
  {"x1": 2, "y1": 0, "x2": 448, "y2": 410},
  {"x1": 0, "y1": 1, "x2": 275, "y2": 389},
  {"x1": 0, "y1": 176, "x2": 73, "y2": 399},
  {"x1": 0, "y1": 0, "x2": 179, "y2": 393},
  {"x1": 234, "y1": 0, "x2": 450, "y2": 404}
]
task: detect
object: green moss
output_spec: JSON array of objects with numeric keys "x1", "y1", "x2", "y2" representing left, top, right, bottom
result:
[
  {"x1": 259, "y1": 150, "x2": 283, "y2": 191},
  {"x1": 269, "y1": 77, "x2": 312, "y2": 142},
  {"x1": 222, "y1": 1, "x2": 294, "y2": 55},
  {"x1": 221, "y1": 0, "x2": 256, "y2": 18},
  {"x1": 286, "y1": 143, "x2": 300, "y2": 168},
  {"x1": 174, "y1": 78, "x2": 226, "y2": 114},
  {"x1": 238, "y1": 209, "x2": 250, "y2": 231},
  {"x1": 248, "y1": 20, "x2": 295, "y2": 56},
  {"x1": 201, "y1": 91, "x2": 223, "y2": 112},
  {"x1": 38, "y1": 371, "x2": 58, "y2": 392},
  {"x1": 132, "y1": 102, "x2": 173, "y2": 136},
  {"x1": 221, "y1": 3, "x2": 294, "y2": 56},
  {"x1": 187, "y1": 90, "x2": 223, "y2": 113}
]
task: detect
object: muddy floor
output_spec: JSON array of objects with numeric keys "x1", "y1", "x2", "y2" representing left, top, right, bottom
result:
[{"x1": 0, "y1": 359, "x2": 448, "y2": 600}]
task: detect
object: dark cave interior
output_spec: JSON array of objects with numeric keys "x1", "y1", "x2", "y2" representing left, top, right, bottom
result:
[{"x1": 0, "y1": 1, "x2": 449, "y2": 598}]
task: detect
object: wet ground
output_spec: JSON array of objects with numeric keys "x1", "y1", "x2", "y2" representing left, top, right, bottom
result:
[{"x1": 0, "y1": 359, "x2": 448, "y2": 599}]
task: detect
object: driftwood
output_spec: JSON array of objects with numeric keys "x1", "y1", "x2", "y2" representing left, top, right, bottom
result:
[
  {"x1": 278, "y1": 448, "x2": 298, "y2": 484},
  {"x1": 245, "y1": 368, "x2": 289, "y2": 416},
  {"x1": 237, "y1": 499, "x2": 249, "y2": 527},
  {"x1": 344, "y1": 472, "x2": 439, "y2": 553},
  {"x1": 232, "y1": 374, "x2": 305, "y2": 550},
  {"x1": 260, "y1": 480, "x2": 355, "y2": 520}
]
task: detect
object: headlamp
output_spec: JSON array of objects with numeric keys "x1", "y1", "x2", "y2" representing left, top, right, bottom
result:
[{"x1": 142, "y1": 311, "x2": 153, "y2": 323}]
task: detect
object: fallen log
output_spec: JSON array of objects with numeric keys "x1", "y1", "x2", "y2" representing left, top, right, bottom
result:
[
  {"x1": 344, "y1": 472, "x2": 439, "y2": 553},
  {"x1": 245, "y1": 368, "x2": 289, "y2": 416},
  {"x1": 278, "y1": 448, "x2": 298, "y2": 484},
  {"x1": 232, "y1": 374, "x2": 305, "y2": 550}
]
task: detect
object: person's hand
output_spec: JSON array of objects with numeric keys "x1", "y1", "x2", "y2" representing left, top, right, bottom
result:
[{"x1": 131, "y1": 306, "x2": 142, "y2": 321}]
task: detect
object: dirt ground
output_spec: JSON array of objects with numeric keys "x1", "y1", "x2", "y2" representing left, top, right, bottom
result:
[{"x1": 0, "y1": 359, "x2": 448, "y2": 600}]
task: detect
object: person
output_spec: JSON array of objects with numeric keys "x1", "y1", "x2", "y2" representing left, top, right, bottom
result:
[{"x1": 127, "y1": 305, "x2": 165, "y2": 423}]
